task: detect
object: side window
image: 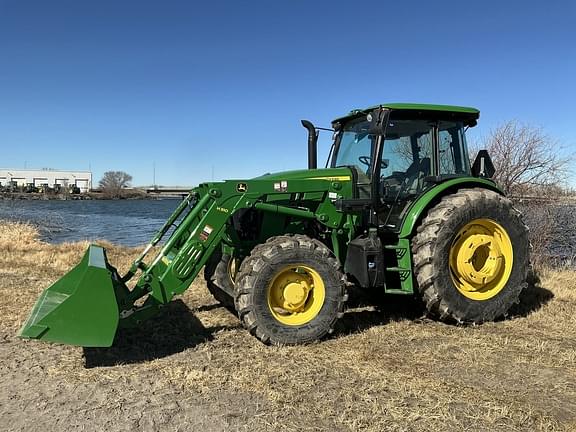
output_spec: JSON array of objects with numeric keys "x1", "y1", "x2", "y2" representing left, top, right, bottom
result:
[
  {"x1": 381, "y1": 120, "x2": 433, "y2": 198},
  {"x1": 438, "y1": 121, "x2": 470, "y2": 175}
]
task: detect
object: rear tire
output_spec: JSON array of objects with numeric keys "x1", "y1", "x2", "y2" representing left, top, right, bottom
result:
[
  {"x1": 412, "y1": 188, "x2": 529, "y2": 323},
  {"x1": 235, "y1": 235, "x2": 347, "y2": 345}
]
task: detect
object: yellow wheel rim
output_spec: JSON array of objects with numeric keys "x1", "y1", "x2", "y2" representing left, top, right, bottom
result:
[
  {"x1": 267, "y1": 265, "x2": 325, "y2": 326},
  {"x1": 227, "y1": 257, "x2": 238, "y2": 284},
  {"x1": 449, "y1": 218, "x2": 513, "y2": 301}
]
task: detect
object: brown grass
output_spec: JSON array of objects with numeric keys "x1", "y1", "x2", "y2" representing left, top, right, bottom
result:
[{"x1": 1, "y1": 221, "x2": 575, "y2": 431}]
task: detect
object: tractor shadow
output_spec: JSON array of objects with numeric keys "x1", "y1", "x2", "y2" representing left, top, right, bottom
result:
[
  {"x1": 84, "y1": 271, "x2": 554, "y2": 366},
  {"x1": 335, "y1": 269, "x2": 554, "y2": 335},
  {"x1": 335, "y1": 287, "x2": 425, "y2": 336},
  {"x1": 507, "y1": 269, "x2": 554, "y2": 318},
  {"x1": 83, "y1": 299, "x2": 239, "y2": 368}
]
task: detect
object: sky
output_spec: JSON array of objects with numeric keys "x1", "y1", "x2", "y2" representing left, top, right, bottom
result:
[{"x1": 1, "y1": 0, "x2": 575, "y2": 186}]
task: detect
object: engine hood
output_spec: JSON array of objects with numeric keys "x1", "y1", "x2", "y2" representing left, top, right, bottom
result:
[{"x1": 252, "y1": 167, "x2": 353, "y2": 182}]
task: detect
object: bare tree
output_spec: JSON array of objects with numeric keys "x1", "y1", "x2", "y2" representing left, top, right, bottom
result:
[
  {"x1": 99, "y1": 171, "x2": 132, "y2": 198},
  {"x1": 472, "y1": 121, "x2": 574, "y2": 267},
  {"x1": 477, "y1": 121, "x2": 572, "y2": 195}
]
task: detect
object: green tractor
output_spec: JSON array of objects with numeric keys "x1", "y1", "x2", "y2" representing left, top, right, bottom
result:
[{"x1": 19, "y1": 103, "x2": 529, "y2": 347}]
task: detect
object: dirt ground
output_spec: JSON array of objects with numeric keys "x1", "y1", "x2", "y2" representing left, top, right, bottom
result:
[{"x1": 1, "y1": 221, "x2": 575, "y2": 432}]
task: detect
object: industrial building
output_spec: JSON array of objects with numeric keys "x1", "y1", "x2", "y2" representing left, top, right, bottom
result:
[{"x1": 0, "y1": 168, "x2": 92, "y2": 192}]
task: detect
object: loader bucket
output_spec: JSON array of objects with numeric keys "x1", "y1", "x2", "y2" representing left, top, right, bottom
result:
[{"x1": 19, "y1": 245, "x2": 120, "y2": 347}]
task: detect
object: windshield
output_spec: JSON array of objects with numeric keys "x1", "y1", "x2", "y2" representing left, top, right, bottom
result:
[{"x1": 333, "y1": 119, "x2": 375, "y2": 176}]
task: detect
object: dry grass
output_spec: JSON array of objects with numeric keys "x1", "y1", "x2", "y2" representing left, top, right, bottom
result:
[{"x1": 1, "y1": 221, "x2": 575, "y2": 431}]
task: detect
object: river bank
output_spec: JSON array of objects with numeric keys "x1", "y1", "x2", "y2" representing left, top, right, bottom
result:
[
  {"x1": 1, "y1": 221, "x2": 575, "y2": 431},
  {"x1": 0, "y1": 190, "x2": 155, "y2": 201}
]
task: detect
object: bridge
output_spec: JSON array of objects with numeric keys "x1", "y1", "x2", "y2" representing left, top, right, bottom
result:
[{"x1": 139, "y1": 186, "x2": 192, "y2": 198}]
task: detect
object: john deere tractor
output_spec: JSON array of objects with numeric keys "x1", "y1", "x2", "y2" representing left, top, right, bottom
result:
[{"x1": 20, "y1": 103, "x2": 529, "y2": 347}]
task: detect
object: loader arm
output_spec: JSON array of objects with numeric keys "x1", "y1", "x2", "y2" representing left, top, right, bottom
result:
[
  {"x1": 116, "y1": 184, "x2": 250, "y2": 326},
  {"x1": 118, "y1": 176, "x2": 352, "y2": 326}
]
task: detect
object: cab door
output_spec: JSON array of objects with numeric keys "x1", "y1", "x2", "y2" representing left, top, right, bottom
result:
[{"x1": 377, "y1": 119, "x2": 434, "y2": 230}]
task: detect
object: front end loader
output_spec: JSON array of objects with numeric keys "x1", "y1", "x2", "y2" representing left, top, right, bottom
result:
[{"x1": 19, "y1": 103, "x2": 529, "y2": 347}]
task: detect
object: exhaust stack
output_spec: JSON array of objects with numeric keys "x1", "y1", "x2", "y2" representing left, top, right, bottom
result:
[{"x1": 301, "y1": 120, "x2": 318, "y2": 169}]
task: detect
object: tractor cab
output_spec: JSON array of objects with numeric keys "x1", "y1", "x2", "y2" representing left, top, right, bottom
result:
[{"x1": 329, "y1": 103, "x2": 482, "y2": 230}]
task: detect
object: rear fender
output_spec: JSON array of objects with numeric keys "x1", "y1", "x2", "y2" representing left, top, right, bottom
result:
[{"x1": 399, "y1": 178, "x2": 502, "y2": 239}]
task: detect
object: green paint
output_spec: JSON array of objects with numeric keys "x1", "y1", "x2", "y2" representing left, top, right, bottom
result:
[
  {"x1": 333, "y1": 102, "x2": 480, "y2": 123},
  {"x1": 254, "y1": 202, "x2": 317, "y2": 219},
  {"x1": 18, "y1": 245, "x2": 121, "y2": 347},
  {"x1": 253, "y1": 167, "x2": 353, "y2": 181},
  {"x1": 384, "y1": 239, "x2": 414, "y2": 294},
  {"x1": 399, "y1": 177, "x2": 501, "y2": 239}
]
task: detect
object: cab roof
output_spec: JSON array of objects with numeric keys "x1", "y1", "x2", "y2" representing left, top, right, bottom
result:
[{"x1": 332, "y1": 103, "x2": 480, "y2": 125}]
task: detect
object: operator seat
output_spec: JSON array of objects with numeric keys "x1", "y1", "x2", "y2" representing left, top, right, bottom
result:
[{"x1": 405, "y1": 157, "x2": 431, "y2": 195}]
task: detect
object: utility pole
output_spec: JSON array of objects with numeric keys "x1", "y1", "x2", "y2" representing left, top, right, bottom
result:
[{"x1": 153, "y1": 161, "x2": 156, "y2": 189}]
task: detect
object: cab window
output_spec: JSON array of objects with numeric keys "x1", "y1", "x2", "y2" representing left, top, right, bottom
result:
[
  {"x1": 380, "y1": 119, "x2": 433, "y2": 199},
  {"x1": 438, "y1": 121, "x2": 470, "y2": 175}
]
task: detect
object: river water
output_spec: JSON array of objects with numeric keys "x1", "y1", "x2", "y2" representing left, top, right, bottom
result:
[{"x1": 0, "y1": 199, "x2": 180, "y2": 247}]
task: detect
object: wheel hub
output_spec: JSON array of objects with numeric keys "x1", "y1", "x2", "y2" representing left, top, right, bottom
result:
[
  {"x1": 267, "y1": 265, "x2": 325, "y2": 326},
  {"x1": 282, "y1": 279, "x2": 311, "y2": 311},
  {"x1": 458, "y1": 234, "x2": 504, "y2": 287},
  {"x1": 449, "y1": 219, "x2": 513, "y2": 301}
]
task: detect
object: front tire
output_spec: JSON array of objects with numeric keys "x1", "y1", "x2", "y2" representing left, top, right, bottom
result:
[
  {"x1": 235, "y1": 235, "x2": 347, "y2": 345},
  {"x1": 203, "y1": 249, "x2": 237, "y2": 310},
  {"x1": 412, "y1": 188, "x2": 529, "y2": 323}
]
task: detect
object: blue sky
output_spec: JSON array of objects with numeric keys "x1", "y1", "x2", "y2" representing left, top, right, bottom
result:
[{"x1": 1, "y1": 0, "x2": 575, "y2": 186}]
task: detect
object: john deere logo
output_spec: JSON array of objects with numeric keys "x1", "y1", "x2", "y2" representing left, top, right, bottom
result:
[{"x1": 236, "y1": 183, "x2": 247, "y2": 193}]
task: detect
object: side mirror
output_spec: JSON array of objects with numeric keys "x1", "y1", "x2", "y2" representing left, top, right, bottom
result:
[
  {"x1": 367, "y1": 109, "x2": 388, "y2": 135},
  {"x1": 472, "y1": 150, "x2": 495, "y2": 178}
]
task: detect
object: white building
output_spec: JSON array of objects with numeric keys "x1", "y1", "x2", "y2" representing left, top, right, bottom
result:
[{"x1": 0, "y1": 168, "x2": 93, "y2": 192}]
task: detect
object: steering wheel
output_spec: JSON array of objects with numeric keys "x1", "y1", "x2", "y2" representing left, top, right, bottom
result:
[{"x1": 358, "y1": 156, "x2": 371, "y2": 166}]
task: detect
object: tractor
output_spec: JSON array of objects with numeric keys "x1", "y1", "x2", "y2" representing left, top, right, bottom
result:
[{"x1": 19, "y1": 103, "x2": 529, "y2": 347}]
